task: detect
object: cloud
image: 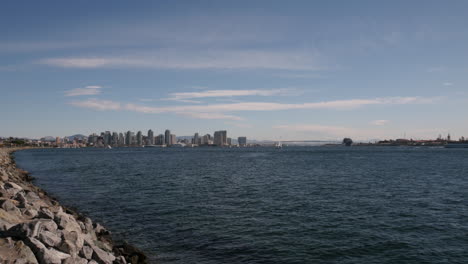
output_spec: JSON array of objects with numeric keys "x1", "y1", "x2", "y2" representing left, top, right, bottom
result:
[
  {"x1": 224, "y1": 122, "x2": 253, "y2": 128},
  {"x1": 38, "y1": 49, "x2": 323, "y2": 71},
  {"x1": 274, "y1": 124, "x2": 353, "y2": 136},
  {"x1": 370, "y1": 120, "x2": 390, "y2": 126},
  {"x1": 65, "y1": 85, "x2": 103, "y2": 97},
  {"x1": 68, "y1": 96, "x2": 437, "y2": 122},
  {"x1": 69, "y1": 98, "x2": 120, "y2": 110},
  {"x1": 178, "y1": 112, "x2": 243, "y2": 121},
  {"x1": 443, "y1": 82, "x2": 453, "y2": 86},
  {"x1": 165, "y1": 88, "x2": 297, "y2": 101}
]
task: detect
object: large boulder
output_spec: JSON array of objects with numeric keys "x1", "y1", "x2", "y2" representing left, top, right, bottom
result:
[
  {"x1": 25, "y1": 237, "x2": 70, "y2": 264},
  {"x1": 0, "y1": 238, "x2": 39, "y2": 264},
  {"x1": 91, "y1": 245, "x2": 116, "y2": 264},
  {"x1": 0, "y1": 198, "x2": 19, "y2": 212},
  {"x1": 4, "y1": 182, "x2": 23, "y2": 196},
  {"x1": 79, "y1": 245, "x2": 93, "y2": 260},
  {"x1": 38, "y1": 230, "x2": 62, "y2": 247},
  {"x1": 6, "y1": 219, "x2": 58, "y2": 239},
  {"x1": 62, "y1": 256, "x2": 88, "y2": 264},
  {"x1": 54, "y1": 211, "x2": 82, "y2": 233}
]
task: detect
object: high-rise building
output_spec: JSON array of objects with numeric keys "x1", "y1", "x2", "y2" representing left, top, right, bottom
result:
[
  {"x1": 170, "y1": 134, "x2": 176, "y2": 145},
  {"x1": 214, "y1": 130, "x2": 227, "y2": 146},
  {"x1": 227, "y1": 137, "x2": 232, "y2": 146},
  {"x1": 136, "y1": 131, "x2": 143, "y2": 146},
  {"x1": 118, "y1": 133, "x2": 125, "y2": 146},
  {"x1": 156, "y1": 134, "x2": 165, "y2": 145},
  {"x1": 147, "y1": 129, "x2": 154, "y2": 145},
  {"x1": 88, "y1": 133, "x2": 98, "y2": 145},
  {"x1": 104, "y1": 131, "x2": 111, "y2": 146},
  {"x1": 125, "y1": 131, "x2": 133, "y2": 146},
  {"x1": 193, "y1": 133, "x2": 199, "y2": 145},
  {"x1": 165, "y1": 129, "x2": 171, "y2": 146},
  {"x1": 238, "y1": 137, "x2": 247, "y2": 146},
  {"x1": 200, "y1": 134, "x2": 211, "y2": 145},
  {"x1": 112, "y1": 132, "x2": 119, "y2": 146}
]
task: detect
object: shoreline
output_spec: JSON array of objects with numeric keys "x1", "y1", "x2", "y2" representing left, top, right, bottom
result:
[{"x1": 0, "y1": 147, "x2": 148, "y2": 264}]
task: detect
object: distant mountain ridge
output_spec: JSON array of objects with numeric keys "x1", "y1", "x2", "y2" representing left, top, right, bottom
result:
[{"x1": 67, "y1": 134, "x2": 87, "y2": 141}]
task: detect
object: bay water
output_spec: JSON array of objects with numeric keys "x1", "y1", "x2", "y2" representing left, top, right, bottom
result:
[{"x1": 14, "y1": 147, "x2": 468, "y2": 263}]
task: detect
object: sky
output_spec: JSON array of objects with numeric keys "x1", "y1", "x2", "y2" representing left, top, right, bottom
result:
[{"x1": 1, "y1": 0, "x2": 468, "y2": 141}]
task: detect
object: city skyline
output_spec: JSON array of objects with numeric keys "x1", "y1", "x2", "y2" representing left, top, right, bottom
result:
[{"x1": 2, "y1": 1, "x2": 468, "y2": 140}]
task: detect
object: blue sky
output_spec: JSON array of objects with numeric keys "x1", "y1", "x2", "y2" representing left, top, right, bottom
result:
[{"x1": 1, "y1": 0, "x2": 468, "y2": 140}]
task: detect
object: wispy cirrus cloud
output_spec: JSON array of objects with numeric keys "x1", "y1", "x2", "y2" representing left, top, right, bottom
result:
[
  {"x1": 274, "y1": 124, "x2": 353, "y2": 136},
  {"x1": 165, "y1": 88, "x2": 297, "y2": 101},
  {"x1": 65, "y1": 85, "x2": 103, "y2": 96},
  {"x1": 70, "y1": 98, "x2": 120, "y2": 110},
  {"x1": 38, "y1": 49, "x2": 323, "y2": 71},
  {"x1": 370, "y1": 119, "x2": 390, "y2": 126},
  {"x1": 68, "y1": 96, "x2": 438, "y2": 121},
  {"x1": 178, "y1": 112, "x2": 244, "y2": 121}
]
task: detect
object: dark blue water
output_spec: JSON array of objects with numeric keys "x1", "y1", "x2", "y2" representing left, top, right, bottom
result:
[{"x1": 14, "y1": 147, "x2": 468, "y2": 263}]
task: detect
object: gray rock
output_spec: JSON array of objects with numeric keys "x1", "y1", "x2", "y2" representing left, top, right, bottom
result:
[
  {"x1": 55, "y1": 211, "x2": 82, "y2": 233},
  {"x1": 7, "y1": 219, "x2": 58, "y2": 238},
  {"x1": 0, "y1": 199, "x2": 18, "y2": 212},
  {"x1": 4, "y1": 182, "x2": 23, "y2": 191},
  {"x1": 91, "y1": 245, "x2": 116, "y2": 264},
  {"x1": 14, "y1": 192, "x2": 27, "y2": 207},
  {"x1": 0, "y1": 239, "x2": 38, "y2": 264},
  {"x1": 114, "y1": 256, "x2": 127, "y2": 264},
  {"x1": 63, "y1": 256, "x2": 88, "y2": 264},
  {"x1": 62, "y1": 229, "x2": 84, "y2": 250},
  {"x1": 84, "y1": 217, "x2": 94, "y2": 233},
  {"x1": 78, "y1": 221, "x2": 86, "y2": 231},
  {"x1": 25, "y1": 237, "x2": 70, "y2": 264},
  {"x1": 38, "y1": 230, "x2": 62, "y2": 247},
  {"x1": 94, "y1": 223, "x2": 108, "y2": 235},
  {"x1": 23, "y1": 208, "x2": 38, "y2": 218},
  {"x1": 0, "y1": 218, "x2": 14, "y2": 231},
  {"x1": 79, "y1": 245, "x2": 94, "y2": 260},
  {"x1": 37, "y1": 207, "x2": 54, "y2": 219},
  {"x1": 0, "y1": 208, "x2": 22, "y2": 225},
  {"x1": 25, "y1": 191, "x2": 40, "y2": 202},
  {"x1": 45, "y1": 248, "x2": 72, "y2": 264},
  {"x1": 88, "y1": 260, "x2": 99, "y2": 264}
]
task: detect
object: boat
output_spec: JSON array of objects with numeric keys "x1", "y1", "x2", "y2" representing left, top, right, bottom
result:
[
  {"x1": 445, "y1": 142, "x2": 468, "y2": 148},
  {"x1": 275, "y1": 141, "x2": 282, "y2": 149},
  {"x1": 107, "y1": 145, "x2": 112, "y2": 149}
]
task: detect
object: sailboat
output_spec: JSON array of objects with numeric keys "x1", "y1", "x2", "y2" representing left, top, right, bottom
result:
[{"x1": 275, "y1": 141, "x2": 282, "y2": 149}]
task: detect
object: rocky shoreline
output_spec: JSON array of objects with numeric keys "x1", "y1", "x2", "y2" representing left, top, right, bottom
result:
[{"x1": 0, "y1": 148, "x2": 148, "y2": 264}]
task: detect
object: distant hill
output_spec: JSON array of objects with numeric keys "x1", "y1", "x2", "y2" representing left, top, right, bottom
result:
[
  {"x1": 67, "y1": 134, "x2": 87, "y2": 141},
  {"x1": 40, "y1": 136, "x2": 56, "y2": 142}
]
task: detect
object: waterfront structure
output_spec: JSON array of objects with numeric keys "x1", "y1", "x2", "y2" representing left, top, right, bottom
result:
[
  {"x1": 156, "y1": 134, "x2": 165, "y2": 145},
  {"x1": 214, "y1": 130, "x2": 227, "y2": 146},
  {"x1": 137, "y1": 131, "x2": 143, "y2": 146},
  {"x1": 118, "y1": 133, "x2": 125, "y2": 146},
  {"x1": 238, "y1": 137, "x2": 247, "y2": 146},
  {"x1": 112, "y1": 132, "x2": 119, "y2": 146},
  {"x1": 147, "y1": 129, "x2": 154, "y2": 145},
  {"x1": 165, "y1": 130, "x2": 171, "y2": 146},
  {"x1": 125, "y1": 131, "x2": 134, "y2": 146},
  {"x1": 103, "y1": 131, "x2": 111, "y2": 146},
  {"x1": 88, "y1": 133, "x2": 98, "y2": 145},
  {"x1": 227, "y1": 138, "x2": 232, "y2": 146},
  {"x1": 200, "y1": 134, "x2": 211, "y2": 145},
  {"x1": 193, "y1": 133, "x2": 199, "y2": 145}
]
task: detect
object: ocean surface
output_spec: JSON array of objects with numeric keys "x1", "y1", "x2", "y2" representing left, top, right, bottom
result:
[{"x1": 14, "y1": 147, "x2": 468, "y2": 263}]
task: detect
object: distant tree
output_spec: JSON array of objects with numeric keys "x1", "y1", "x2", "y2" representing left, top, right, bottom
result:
[{"x1": 342, "y1": 138, "x2": 353, "y2": 146}]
